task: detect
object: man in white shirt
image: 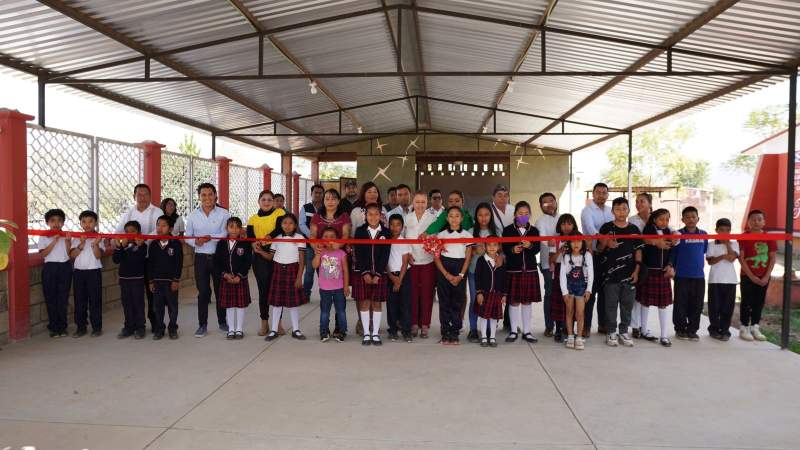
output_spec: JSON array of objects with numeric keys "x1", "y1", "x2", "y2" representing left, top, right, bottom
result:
[
  {"x1": 115, "y1": 183, "x2": 163, "y2": 332},
  {"x1": 426, "y1": 189, "x2": 444, "y2": 217},
  {"x1": 580, "y1": 182, "x2": 614, "y2": 336},
  {"x1": 185, "y1": 183, "x2": 230, "y2": 337},
  {"x1": 387, "y1": 184, "x2": 413, "y2": 220},
  {"x1": 534, "y1": 192, "x2": 560, "y2": 337},
  {"x1": 490, "y1": 184, "x2": 514, "y2": 232}
]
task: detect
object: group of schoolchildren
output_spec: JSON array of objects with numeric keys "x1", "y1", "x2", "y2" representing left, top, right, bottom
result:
[{"x1": 37, "y1": 184, "x2": 777, "y2": 350}]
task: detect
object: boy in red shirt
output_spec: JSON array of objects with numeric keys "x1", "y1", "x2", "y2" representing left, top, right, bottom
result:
[{"x1": 738, "y1": 209, "x2": 777, "y2": 341}]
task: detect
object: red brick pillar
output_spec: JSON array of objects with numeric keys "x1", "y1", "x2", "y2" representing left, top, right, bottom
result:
[
  {"x1": 141, "y1": 140, "x2": 164, "y2": 204},
  {"x1": 282, "y1": 154, "x2": 292, "y2": 212},
  {"x1": 311, "y1": 158, "x2": 320, "y2": 183},
  {"x1": 262, "y1": 164, "x2": 272, "y2": 191},
  {"x1": 292, "y1": 171, "x2": 301, "y2": 214},
  {"x1": 0, "y1": 109, "x2": 34, "y2": 340},
  {"x1": 216, "y1": 156, "x2": 231, "y2": 209}
]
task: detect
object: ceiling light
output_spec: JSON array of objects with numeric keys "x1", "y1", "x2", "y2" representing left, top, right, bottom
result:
[
  {"x1": 357, "y1": 126, "x2": 363, "y2": 134},
  {"x1": 309, "y1": 81, "x2": 318, "y2": 94},
  {"x1": 481, "y1": 126, "x2": 488, "y2": 133},
  {"x1": 506, "y1": 79, "x2": 515, "y2": 93}
]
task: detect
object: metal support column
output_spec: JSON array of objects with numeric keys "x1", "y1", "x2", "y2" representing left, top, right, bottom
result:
[
  {"x1": 211, "y1": 132, "x2": 217, "y2": 159},
  {"x1": 781, "y1": 67, "x2": 797, "y2": 349},
  {"x1": 37, "y1": 74, "x2": 46, "y2": 127},
  {"x1": 627, "y1": 131, "x2": 633, "y2": 200}
]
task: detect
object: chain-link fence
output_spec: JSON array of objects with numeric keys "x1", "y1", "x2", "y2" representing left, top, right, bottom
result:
[
  {"x1": 160, "y1": 151, "x2": 219, "y2": 218},
  {"x1": 228, "y1": 164, "x2": 263, "y2": 220},
  {"x1": 299, "y1": 178, "x2": 314, "y2": 208},
  {"x1": 98, "y1": 138, "x2": 144, "y2": 233},
  {"x1": 271, "y1": 172, "x2": 287, "y2": 196}
]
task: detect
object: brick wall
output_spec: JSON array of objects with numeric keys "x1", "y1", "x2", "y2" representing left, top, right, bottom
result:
[{"x1": 0, "y1": 244, "x2": 195, "y2": 345}]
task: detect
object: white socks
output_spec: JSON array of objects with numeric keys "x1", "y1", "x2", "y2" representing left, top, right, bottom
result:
[
  {"x1": 639, "y1": 304, "x2": 649, "y2": 334},
  {"x1": 509, "y1": 305, "x2": 521, "y2": 333},
  {"x1": 227, "y1": 308, "x2": 246, "y2": 333},
  {"x1": 226, "y1": 309, "x2": 235, "y2": 332},
  {"x1": 658, "y1": 308, "x2": 670, "y2": 339},
  {"x1": 371, "y1": 311, "x2": 381, "y2": 336},
  {"x1": 360, "y1": 310, "x2": 371, "y2": 335},
  {"x1": 289, "y1": 307, "x2": 300, "y2": 332},
  {"x1": 488, "y1": 319, "x2": 497, "y2": 339},
  {"x1": 270, "y1": 306, "x2": 283, "y2": 333},
  {"x1": 236, "y1": 308, "x2": 245, "y2": 333},
  {"x1": 478, "y1": 317, "x2": 487, "y2": 338},
  {"x1": 631, "y1": 301, "x2": 641, "y2": 329},
  {"x1": 521, "y1": 304, "x2": 532, "y2": 334}
]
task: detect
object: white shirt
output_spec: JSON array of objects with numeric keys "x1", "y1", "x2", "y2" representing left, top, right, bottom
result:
[
  {"x1": 171, "y1": 216, "x2": 186, "y2": 236},
  {"x1": 707, "y1": 241, "x2": 740, "y2": 284},
  {"x1": 581, "y1": 201, "x2": 613, "y2": 250},
  {"x1": 71, "y1": 237, "x2": 105, "y2": 270},
  {"x1": 387, "y1": 205, "x2": 412, "y2": 223},
  {"x1": 484, "y1": 253, "x2": 496, "y2": 268},
  {"x1": 115, "y1": 203, "x2": 162, "y2": 236},
  {"x1": 350, "y1": 206, "x2": 389, "y2": 234},
  {"x1": 37, "y1": 235, "x2": 70, "y2": 263},
  {"x1": 490, "y1": 202, "x2": 515, "y2": 231},
  {"x1": 185, "y1": 206, "x2": 230, "y2": 254},
  {"x1": 437, "y1": 229, "x2": 473, "y2": 259},
  {"x1": 404, "y1": 209, "x2": 438, "y2": 265},
  {"x1": 559, "y1": 252, "x2": 594, "y2": 295},
  {"x1": 628, "y1": 214, "x2": 648, "y2": 233},
  {"x1": 271, "y1": 234, "x2": 305, "y2": 264},
  {"x1": 387, "y1": 236, "x2": 411, "y2": 273},
  {"x1": 534, "y1": 213, "x2": 559, "y2": 263},
  {"x1": 426, "y1": 206, "x2": 444, "y2": 218}
]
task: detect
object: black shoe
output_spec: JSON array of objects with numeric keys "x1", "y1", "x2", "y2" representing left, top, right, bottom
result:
[
  {"x1": 49, "y1": 331, "x2": 58, "y2": 338},
  {"x1": 59, "y1": 330, "x2": 68, "y2": 337},
  {"x1": 403, "y1": 333, "x2": 413, "y2": 343},
  {"x1": 334, "y1": 332, "x2": 346, "y2": 342},
  {"x1": 117, "y1": 329, "x2": 133, "y2": 339},
  {"x1": 489, "y1": 338, "x2": 498, "y2": 348},
  {"x1": 320, "y1": 332, "x2": 330, "y2": 342},
  {"x1": 480, "y1": 337, "x2": 489, "y2": 347},
  {"x1": 451, "y1": 336, "x2": 460, "y2": 345},
  {"x1": 90, "y1": 329, "x2": 102, "y2": 337},
  {"x1": 554, "y1": 332, "x2": 564, "y2": 343},
  {"x1": 721, "y1": 333, "x2": 731, "y2": 342},
  {"x1": 388, "y1": 332, "x2": 399, "y2": 342},
  {"x1": 153, "y1": 332, "x2": 164, "y2": 340},
  {"x1": 371, "y1": 335, "x2": 383, "y2": 346},
  {"x1": 134, "y1": 329, "x2": 145, "y2": 340},
  {"x1": 522, "y1": 333, "x2": 538, "y2": 343},
  {"x1": 169, "y1": 331, "x2": 179, "y2": 340},
  {"x1": 710, "y1": 332, "x2": 723, "y2": 340},
  {"x1": 234, "y1": 331, "x2": 243, "y2": 340},
  {"x1": 362, "y1": 335, "x2": 371, "y2": 346},
  {"x1": 632, "y1": 328, "x2": 641, "y2": 339},
  {"x1": 543, "y1": 328, "x2": 554, "y2": 338},
  {"x1": 265, "y1": 331, "x2": 279, "y2": 341},
  {"x1": 467, "y1": 330, "x2": 480, "y2": 343},
  {"x1": 687, "y1": 332, "x2": 700, "y2": 341},
  {"x1": 291, "y1": 330, "x2": 307, "y2": 340},
  {"x1": 505, "y1": 332, "x2": 518, "y2": 343},
  {"x1": 676, "y1": 331, "x2": 689, "y2": 340}
]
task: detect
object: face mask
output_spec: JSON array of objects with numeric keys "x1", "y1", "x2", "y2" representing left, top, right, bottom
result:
[{"x1": 516, "y1": 215, "x2": 530, "y2": 226}]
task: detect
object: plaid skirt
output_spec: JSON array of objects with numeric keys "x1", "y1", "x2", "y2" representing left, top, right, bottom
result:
[
  {"x1": 474, "y1": 291, "x2": 504, "y2": 320},
  {"x1": 219, "y1": 277, "x2": 251, "y2": 308},
  {"x1": 550, "y1": 264, "x2": 566, "y2": 321},
  {"x1": 352, "y1": 272, "x2": 388, "y2": 302},
  {"x1": 507, "y1": 270, "x2": 542, "y2": 304},
  {"x1": 637, "y1": 268, "x2": 673, "y2": 308},
  {"x1": 268, "y1": 263, "x2": 308, "y2": 308}
]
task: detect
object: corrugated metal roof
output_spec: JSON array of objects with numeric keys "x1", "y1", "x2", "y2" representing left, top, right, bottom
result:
[{"x1": 1, "y1": 0, "x2": 798, "y2": 154}]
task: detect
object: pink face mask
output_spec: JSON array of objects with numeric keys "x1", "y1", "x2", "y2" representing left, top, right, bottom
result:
[{"x1": 516, "y1": 215, "x2": 530, "y2": 226}]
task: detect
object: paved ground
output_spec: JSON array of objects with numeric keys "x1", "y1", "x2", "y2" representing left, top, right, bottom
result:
[{"x1": 1, "y1": 284, "x2": 799, "y2": 450}]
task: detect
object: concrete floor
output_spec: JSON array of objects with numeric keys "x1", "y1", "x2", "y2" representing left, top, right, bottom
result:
[{"x1": 1, "y1": 283, "x2": 799, "y2": 450}]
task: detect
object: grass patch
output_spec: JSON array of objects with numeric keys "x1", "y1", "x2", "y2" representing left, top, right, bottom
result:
[{"x1": 759, "y1": 306, "x2": 800, "y2": 354}]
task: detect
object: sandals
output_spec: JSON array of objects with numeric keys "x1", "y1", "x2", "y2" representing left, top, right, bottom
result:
[
  {"x1": 660, "y1": 337, "x2": 672, "y2": 347},
  {"x1": 291, "y1": 330, "x2": 306, "y2": 341},
  {"x1": 480, "y1": 337, "x2": 488, "y2": 347},
  {"x1": 264, "y1": 331, "x2": 278, "y2": 342},
  {"x1": 489, "y1": 338, "x2": 498, "y2": 348},
  {"x1": 505, "y1": 332, "x2": 519, "y2": 343},
  {"x1": 522, "y1": 333, "x2": 538, "y2": 343}
]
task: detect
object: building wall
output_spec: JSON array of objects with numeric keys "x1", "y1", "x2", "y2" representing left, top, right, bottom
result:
[
  {"x1": 510, "y1": 154, "x2": 570, "y2": 222},
  {"x1": 0, "y1": 244, "x2": 196, "y2": 345}
]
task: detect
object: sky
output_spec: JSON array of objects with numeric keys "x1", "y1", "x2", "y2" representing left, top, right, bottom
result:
[{"x1": 1, "y1": 68, "x2": 792, "y2": 186}]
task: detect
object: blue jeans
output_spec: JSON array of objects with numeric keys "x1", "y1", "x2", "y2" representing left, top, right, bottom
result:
[
  {"x1": 303, "y1": 246, "x2": 315, "y2": 299},
  {"x1": 541, "y1": 267, "x2": 553, "y2": 331},
  {"x1": 319, "y1": 288, "x2": 347, "y2": 334},
  {"x1": 467, "y1": 271, "x2": 478, "y2": 332}
]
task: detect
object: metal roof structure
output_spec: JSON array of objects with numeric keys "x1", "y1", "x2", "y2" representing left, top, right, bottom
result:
[{"x1": 2, "y1": 0, "x2": 799, "y2": 155}]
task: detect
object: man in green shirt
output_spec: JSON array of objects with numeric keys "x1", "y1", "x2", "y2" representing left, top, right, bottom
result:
[{"x1": 424, "y1": 190, "x2": 474, "y2": 235}]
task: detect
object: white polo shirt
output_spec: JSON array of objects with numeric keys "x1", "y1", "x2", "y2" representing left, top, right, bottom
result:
[
  {"x1": 115, "y1": 203, "x2": 162, "y2": 236},
  {"x1": 387, "y1": 236, "x2": 411, "y2": 273},
  {"x1": 490, "y1": 202, "x2": 515, "y2": 231},
  {"x1": 71, "y1": 238, "x2": 105, "y2": 270},
  {"x1": 404, "y1": 209, "x2": 437, "y2": 265},
  {"x1": 437, "y1": 229, "x2": 473, "y2": 259},
  {"x1": 271, "y1": 234, "x2": 305, "y2": 264},
  {"x1": 534, "y1": 213, "x2": 559, "y2": 265},
  {"x1": 37, "y1": 236, "x2": 70, "y2": 263},
  {"x1": 707, "y1": 241, "x2": 740, "y2": 284}
]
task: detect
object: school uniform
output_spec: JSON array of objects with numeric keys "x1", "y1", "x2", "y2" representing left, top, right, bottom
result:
[
  {"x1": 670, "y1": 227, "x2": 708, "y2": 335},
  {"x1": 386, "y1": 237, "x2": 412, "y2": 336},
  {"x1": 116, "y1": 203, "x2": 162, "y2": 330},
  {"x1": 707, "y1": 240, "x2": 739, "y2": 336},
  {"x1": 474, "y1": 255, "x2": 507, "y2": 321},
  {"x1": 112, "y1": 243, "x2": 147, "y2": 334},
  {"x1": 352, "y1": 224, "x2": 391, "y2": 302},
  {"x1": 147, "y1": 238, "x2": 183, "y2": 334},
  {"x1": 71, "y1": 237, "x2": 105, "y2": 332},
  {"x1": 638, "y1": 224, "x2": 673, "y2": 309},
  {"x1": 38, "y1": 235, "x2": 72, "y2": 334},
  {"x1": 501, "y1": 223, "x2": 542, "y2": 304},
  {"x1": 214, "y1": 240, "x2": 252, "y2": 309},
  {"x1": 247, "y1": 208, "x2": 285, "y2": 321},
  {"x1": 268, "y1": 234, "x2": 308, "y2": 307},
  {"x1": 436, "y1": 227, "x2": 473, "y2": 339}
]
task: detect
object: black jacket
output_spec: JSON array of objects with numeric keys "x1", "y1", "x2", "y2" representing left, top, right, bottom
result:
[
  {"x1": 501, "y1": 223, "x2": 540, "y2": 272},
  {"x1": 112, "y1": 243, "x2": 147, "y2": 280},
  {"x1": 147, "y1": 239, "x2": 183, "y2": 282},
  {"x1": 353, "y1": 223, "x2": 391, "y2": 276},
  {"x1": 474, "y1": 256, "x2": 507, "y2": 295},
  {"x1": 213, "y1": 240, "x2": 253, "y2": 278}
]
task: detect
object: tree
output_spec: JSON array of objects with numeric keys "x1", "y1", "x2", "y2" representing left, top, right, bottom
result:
[
  {"x1": 319, "y1": 162, "x2": 357, "y2": 179},
  {"x1": 601, "y1": 122, "x2": 709, "y2": 188},
  {"x1": 178, "y1": 133, "x2": 200, "y2": 157},
  {"x1": 724, "y1": 104, "x2": 797, "y2": 175}
]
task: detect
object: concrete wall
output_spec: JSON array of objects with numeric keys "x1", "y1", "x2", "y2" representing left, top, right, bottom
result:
[
  {"x1": 510, "y1": 154, "x2": 570, "y2": 222},
  {"x1": 0, "y1": 244, "x2": 196, "y2": 345}
]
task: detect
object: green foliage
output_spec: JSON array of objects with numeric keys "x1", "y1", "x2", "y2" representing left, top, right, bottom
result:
[
  {"x1": 743, "y1": 105, "x2": 787, "y2": 137},
  {"x1": 0, "y1": 220, "x2": 18, "y2": 270},
  {"x1": 712, "y1": 185, "x2": 731, "y2": 205},
  {"x1": 601, "y1": 123, "x2": 709, "y2": 188},
  {"x1": 723, "y1": 153, "x2": 757, "y2": 174},
  {"x1": 320, "y1": 162, "x2": 357, "y2": 179},
  {"x1": 178, "y1": 133, "x2": 201, "y2": 157}
]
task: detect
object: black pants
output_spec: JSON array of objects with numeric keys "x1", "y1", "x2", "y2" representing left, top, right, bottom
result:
[
  {"x1": 144, "y1": 264, "x2": 156, "y2": 330},
  {"x1": 707, "y1": 283, "x2": 736, "y2": 335},
  {"x1": 120, "y1": 279, "x2": 146, "y2": 333},
  {"x1": 436, "y1": 257, "x2": 467, "y2": 338},
  {"x1": 740, "y1": 276, "x2": 768, "y2": 326},
  {"x1": 73, "y1": 269, "x2": 102, "y2": 332},
  {"x1": 194, "y1": 253, "x2": 225, "y2": 327},
  {"x1": 387, "y1": 272, "x2": 412, "y2": 335},
  {"x1": 153, "y1": 280, "x2": 179, "y2": 333},
  {"x1": 673, "y1": 277, "x2": 705, "y2": 333},
  {"x1": 585, "y1": 262, "x2": 606, "y2": 332},
  {"x1": 42, "y1": 261, "x2": 72, "y2": 333},
  {"x1": 252, "y1": 256, "x2": 274, "y2": 321}
]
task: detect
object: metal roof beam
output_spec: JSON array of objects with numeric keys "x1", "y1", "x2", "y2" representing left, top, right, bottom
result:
[
  {"x1": 380, "y1": 0, "x2": 419, "y2": 125},
  {"x1": 35, "y1": 0, "x2": 323, "y2": 146},
  {"x1": 525, "y1": 0, "x2": 741, "y2": 145},
  {"x1": 410, "y1": 1, "x2": 432, "y2": 129}
]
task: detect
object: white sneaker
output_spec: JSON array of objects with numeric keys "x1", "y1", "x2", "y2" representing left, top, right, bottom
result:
[
  {"x1": 620, "y1": 333, "x2": 634, "y2": 347},
  {"x1": 739, "y1": 325, "x2": 754, "y2": 341},
  {"x1": 751, "y1": 325, "x2": 767, "y2": 341},
  {"x1": 575, "y1": 337, "x2": 585, "y2": 350},
  {"x1": 565, "y1": 335, "x2": 575, "y2": 349},
  {"x1": 606, "y1": 333, "x2": 618, "y2": 347}
]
